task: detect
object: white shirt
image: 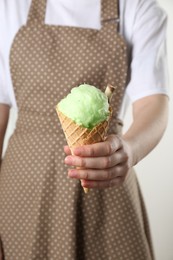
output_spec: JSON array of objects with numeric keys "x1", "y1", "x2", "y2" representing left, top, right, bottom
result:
[{"x1": 0, "y1": 0, "x2": 169, "y2": 119}]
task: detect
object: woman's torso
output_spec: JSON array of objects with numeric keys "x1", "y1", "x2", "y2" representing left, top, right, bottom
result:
[{"x1": 0, "y1": 0, "x2": 135, "y2": 118}]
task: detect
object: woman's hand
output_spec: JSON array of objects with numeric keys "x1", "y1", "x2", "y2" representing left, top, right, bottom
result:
[{"x1": 64, "y1": 135, "x2": 133, "y2": 189}]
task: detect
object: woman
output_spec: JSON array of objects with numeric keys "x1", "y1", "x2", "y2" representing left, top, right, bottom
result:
[{"x1": 0, "y1": 0, "x2": 169, "y2": 259}]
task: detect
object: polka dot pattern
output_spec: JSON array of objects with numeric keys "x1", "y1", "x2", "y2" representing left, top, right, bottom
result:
[
  {"x1": 0, "y1": 0, "x2": 154, "y2": 259},
  {"x1": 102, "y1": 0, "x2": 119, "y2": 22}
]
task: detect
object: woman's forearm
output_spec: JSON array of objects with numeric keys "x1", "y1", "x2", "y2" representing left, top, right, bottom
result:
[
  {"x1": 0, "y1": 104, "x2": 10, "y2": 165},
  {"x1": 123, "y1": 94, "x2": 169, "y2": 166}
]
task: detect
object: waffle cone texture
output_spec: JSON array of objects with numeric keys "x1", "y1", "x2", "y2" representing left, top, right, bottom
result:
[{"x1": 56, "y1": 108, "x2": 112, "y2": 148}]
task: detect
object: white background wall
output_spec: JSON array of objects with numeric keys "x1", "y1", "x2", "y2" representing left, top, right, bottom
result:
[{"x1": 2, "y1": 0, "x2": 173, "y2": 259}]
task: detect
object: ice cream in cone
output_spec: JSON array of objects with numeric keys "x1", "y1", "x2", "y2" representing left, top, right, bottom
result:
[{"x1": 56, "y1": 84, "x2": 115, "y2": 193}]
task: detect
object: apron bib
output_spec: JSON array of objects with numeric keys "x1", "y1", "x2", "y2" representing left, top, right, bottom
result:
[{"x1": 0, "y1": 0, "x2": 154, "y2": 259}]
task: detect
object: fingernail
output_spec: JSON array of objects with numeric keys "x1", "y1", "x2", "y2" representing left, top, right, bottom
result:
[
  {"x1": 68, "y1": 170, "x2": 77, "y2": 178},
  {"x1": 64, "y1": 156, "x2": 72, "y2": 165},
  {"x1": 81, "y1": 180, "x2": 85, "y2": 186}
]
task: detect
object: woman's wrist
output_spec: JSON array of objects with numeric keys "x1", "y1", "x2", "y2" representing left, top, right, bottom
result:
[{"x1": 122, "y1": 136, "x2": 138, "y2": 167}]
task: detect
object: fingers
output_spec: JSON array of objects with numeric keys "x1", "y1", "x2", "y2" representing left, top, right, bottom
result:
[
  {"x1": 65, "y1": 149, "x2": 128, "y2": 169},
  {"x1": 64, "y1": 135, "x2": 123, "y2": 158},
  {"x1": 81, "y1": 176, "x2": 126, "y2": 189},
  {"x1": 71, "y1": 135, "x2": 122, "y2": 157},
  {"x1": 68, "y1": 163, "x2": 128, "y2": 181},
  {"x1": 64, "y1": 135, "x2": 131, "y2": 190},
  {"x1": 64, "y1": 146, "x2": 71, "y2": 155}
]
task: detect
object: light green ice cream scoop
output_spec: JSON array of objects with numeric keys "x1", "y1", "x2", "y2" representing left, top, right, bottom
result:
[{"x1": 58, "y1": 84, "x2": 110, "y2": 129}]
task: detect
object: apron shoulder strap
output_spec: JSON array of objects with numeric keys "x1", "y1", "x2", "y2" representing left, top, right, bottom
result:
[
  {"x1": 27, "y1": 0, "x2": 47, "y2": 25},
  {"x1": 27, "y1": 0, "x2": 119, "y2": 27},
  {"x1": 101, "y1": 0, "x2": 120, "y2": 25}
]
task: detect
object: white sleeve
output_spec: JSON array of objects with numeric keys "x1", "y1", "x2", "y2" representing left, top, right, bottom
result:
[
  {"x1": 0, "y1": 55, "x2": 11, "y2": 106},
  {"x1": 126, "y1": 0, "x2": 169, "y2": 102},
  {"x1": 0, "y1": 2, "x2": 11, "y2": 106},
  {"x1": 0, "y1": 0, "x2": 30, "y2": 108}
]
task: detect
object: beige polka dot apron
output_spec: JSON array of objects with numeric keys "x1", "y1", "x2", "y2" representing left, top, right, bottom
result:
[{"x1": 0, "y1": 0, "x2": 155, "y2": 259}]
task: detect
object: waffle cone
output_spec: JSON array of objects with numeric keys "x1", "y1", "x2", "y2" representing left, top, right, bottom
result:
[
  {"x1": 57, "y1": 109, "x2": 111, "y2": 148},
  {"x1": 56, "y1": 108, "x2": 112, "y2": 193}
]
